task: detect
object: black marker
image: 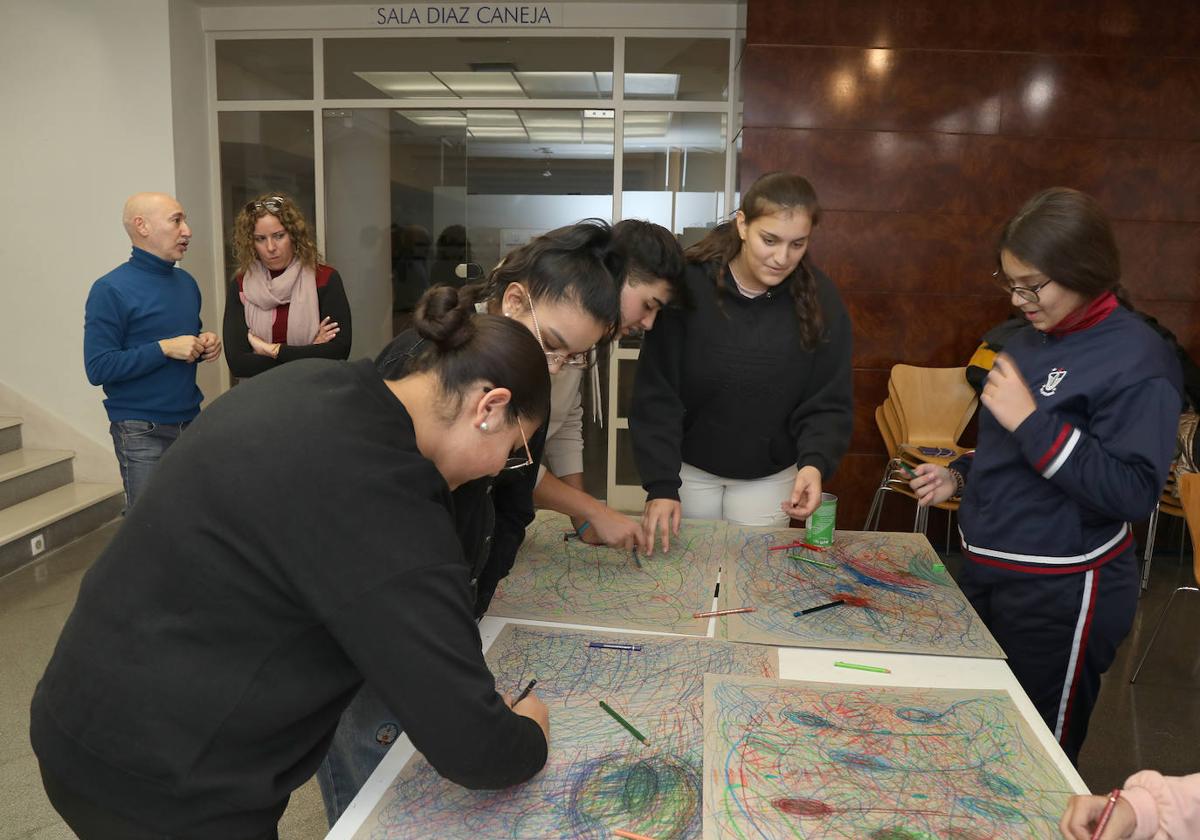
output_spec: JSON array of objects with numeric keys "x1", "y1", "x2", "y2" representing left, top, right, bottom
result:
[
  {"x1": 793, "y1": 598, "x2": 846, "y2": 617},
  {"x1": 512, "y1": 678, "x2": 537, "y2": 707}
]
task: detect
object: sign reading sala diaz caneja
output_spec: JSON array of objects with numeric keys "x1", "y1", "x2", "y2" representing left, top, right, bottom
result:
[{"x1": 375, "y1": 5, "x2": 559, "y2": 26}]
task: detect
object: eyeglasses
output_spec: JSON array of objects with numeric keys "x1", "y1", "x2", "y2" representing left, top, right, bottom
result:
[
  {"x1": 518, "y1": 284, "x2": 593, "y2": 369},
  {"x1": 993, "y1": 270, "x2": 1053, "y2": 304},
  {"x1": 245, "y1": 196, "x2": 286, "y2": 214},
  {"x1": 503, "y1": 417, "x2": 533, "y2": 471}
]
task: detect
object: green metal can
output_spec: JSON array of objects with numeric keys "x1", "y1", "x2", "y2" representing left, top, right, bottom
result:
[{"x1": 805, "y1": 492, "x2": 837, "y2": 547}]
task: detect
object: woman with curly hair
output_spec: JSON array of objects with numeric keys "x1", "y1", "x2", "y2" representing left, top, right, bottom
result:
[{"x1": 223, "y1": 194, "x2": 352, "y2": 378}]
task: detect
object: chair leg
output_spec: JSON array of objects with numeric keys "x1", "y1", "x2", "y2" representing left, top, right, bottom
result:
[
  {"x1": 1141, "y1": 503, "x2": 1161, "y2": 591},
  {"x1": 865, "y1": 460, "x2": 904, "y2": 531},
  {"x1": 864, "y1": 486, "x2": 885, "y2": 531},
  {"x1": 945, "y1": 509, "x2": 954, "y2": 555},
  {"x1": 1130, "y1": 586, "x2": 1198, "y2": 684},
  {"x1": 870, "y1": 488, "x2": 889, "y2": 530}
]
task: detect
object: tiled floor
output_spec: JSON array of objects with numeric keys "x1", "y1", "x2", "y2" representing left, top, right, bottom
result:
[
  {"x1": 0, "y1": 524, "x2": 326, "y2": 840},
  {"x1": 2, "y1": 523, "x2": 1197, "y2": 839}
]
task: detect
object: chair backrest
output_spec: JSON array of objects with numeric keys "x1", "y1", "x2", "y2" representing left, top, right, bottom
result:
[
  {"x1": 889, "y1": 364, "x2": 978, "y2": 447},
  {"x1": 1179, "y1": 472, "x2": 1200, "y2": 586},
  {"x1": 883, "y1": 397, "x2": 905, "y2": 450},
  {"x1": 875, "y1": 404, "x2": 897, "y2": 457}
]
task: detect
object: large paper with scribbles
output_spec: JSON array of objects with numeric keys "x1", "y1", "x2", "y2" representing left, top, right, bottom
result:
[
  {"x1": 356, "y1": 624, "x2": 777, "y2": 839},
  {"x1": 487, "y1": 510, "x2": 725, "y2": 634},
  {"x1": 704, "y1": 674, "x2": 1074, "y2": 839},
  {"x1": 719, "y1": 528, "x2": 1004, "y2": 657}
]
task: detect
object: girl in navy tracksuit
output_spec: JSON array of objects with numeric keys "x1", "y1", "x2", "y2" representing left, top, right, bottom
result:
[{"x1": 911, "y1": 188, "x2": 1182, "y2": 764}]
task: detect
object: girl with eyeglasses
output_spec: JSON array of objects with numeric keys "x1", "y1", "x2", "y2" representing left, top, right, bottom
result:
[
  {"x1": 530, "y1": 219, "x2": 687, "y2": 552},
  {"x1": 315, "y1": 220, "x2": 622, "y2": 826},
  {"x1": 223, "y1": 194, "x2": 352, "y2": 379},
  {"x1": 32, "y1": 286, "x2": 551, "y2": 840},
  {"x1": 631, "y1": 172, "x2": 854, "y2": 551},
  {"x1": 908, "y1": 187, "x2": 1182, "y2": 764}
]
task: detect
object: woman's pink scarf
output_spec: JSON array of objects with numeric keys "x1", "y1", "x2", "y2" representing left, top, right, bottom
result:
[{"x1": 240, "y1": 259, "x2": 320, "y2": 346}]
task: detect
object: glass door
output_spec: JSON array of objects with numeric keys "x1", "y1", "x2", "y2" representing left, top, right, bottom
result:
[{"x1": 322, "y1": 109, "x2": 467, "y2": 355}]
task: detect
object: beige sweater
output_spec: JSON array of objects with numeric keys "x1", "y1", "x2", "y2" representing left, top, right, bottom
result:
[{"x1": 539, "y1": 366, "x2": 584, "y2": 483}]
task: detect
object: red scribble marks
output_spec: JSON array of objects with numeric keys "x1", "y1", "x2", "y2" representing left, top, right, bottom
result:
[
  {"x1": 839, "y1": 594, "x2": 873, "y2": 608},
  {"x1": 773, "y1": 797, "x2": 834, "y2": 817}
]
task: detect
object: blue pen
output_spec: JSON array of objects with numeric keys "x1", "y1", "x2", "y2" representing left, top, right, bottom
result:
[{"x1": 588, "y1": 642, "x2": 643, "y2": 651}]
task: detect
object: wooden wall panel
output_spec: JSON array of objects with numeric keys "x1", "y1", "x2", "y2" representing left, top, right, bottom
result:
[
  {"x1": 743, "y1": 129, "x2": 1200, "y2": 222},
  {"x1": 998, "y1": 56, "x2": 1200, "y2": 140},
  {"x1": 816, "y1": 211, "x2": 1004, "y2": 295},
  {"x1": 744, "y1": 0, "x2": 1200, "y2": 536},
  {"x1": 747, "y1": 0, "x2": 1200, "y2": 58},
  {"x1": 743, "y1": 47, "x2": 1009, "y2": 133}
]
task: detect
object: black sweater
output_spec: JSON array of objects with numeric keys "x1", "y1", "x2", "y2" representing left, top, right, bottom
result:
[
  {"x1": 30, "y1": 359, "x2": 547, "y2": 838},
  {"x1": 631, "y1": 261, "x2": 853, "y2": 500},
  {"x1": 222, "y1": 265, "x2": 353, "y2": 379}
]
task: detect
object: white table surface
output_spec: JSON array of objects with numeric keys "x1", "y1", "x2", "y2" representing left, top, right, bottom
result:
[{"x1": 326, "y1": 611, "x2": 1087, "y2": 840}]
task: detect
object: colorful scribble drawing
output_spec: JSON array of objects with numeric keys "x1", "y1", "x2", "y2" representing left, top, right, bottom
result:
[
  {"x1": 488, "y1": 510, "x2": 726, "y2": 634},
  {"x1": 357, "y1": 625, "x2": 778, "y2": 840},
  {"x1": 704, "y1": 675, "x2": 1074, "y2": 840},
  {"x1": 719, "y1": 528, "x2": 1004, "y2": 658}
]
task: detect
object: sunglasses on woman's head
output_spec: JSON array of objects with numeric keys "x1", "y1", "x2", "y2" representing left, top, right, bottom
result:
[{"x1": 246, "y1": 196, "x2": 286, "y2": 214}]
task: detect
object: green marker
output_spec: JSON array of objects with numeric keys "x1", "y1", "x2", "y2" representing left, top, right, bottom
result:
[
  {"x1": 898, "y1": 461, "x2": 918, "y2": 477},
  {"x1": 932, "y1": 561, "x2": 945, "y2": 572},
  {"x1": 599, "y1": 700, "x2": 650, "y2": 745},
  {"x1": 834, "y1": 660, "x2": 890, "y2": 674},
  {"x1": 791, "y1": 553, "x2": 837, "y2": 570}
]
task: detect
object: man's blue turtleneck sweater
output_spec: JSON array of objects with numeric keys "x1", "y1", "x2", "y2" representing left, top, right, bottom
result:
[{"x1": 84, "y1": 247, "x2": 204, "y2": 423}]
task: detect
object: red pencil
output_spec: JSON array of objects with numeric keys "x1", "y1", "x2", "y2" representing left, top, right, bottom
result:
[
  {"x1": 768, "y1": 540, "x2": 826, "y2": 552},
  {"x1": 1090, "y1": 789, "x2": 1122, "y2": 840}
]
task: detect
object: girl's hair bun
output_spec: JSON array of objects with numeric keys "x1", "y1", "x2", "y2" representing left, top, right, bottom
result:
[{"x1": 413, "y1": 285, "x2": 477, "y2": 351}]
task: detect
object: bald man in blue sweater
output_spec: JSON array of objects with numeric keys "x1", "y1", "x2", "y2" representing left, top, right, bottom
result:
[{"x1": 84, "y1": 193, "x2": 222, "y2": 509}]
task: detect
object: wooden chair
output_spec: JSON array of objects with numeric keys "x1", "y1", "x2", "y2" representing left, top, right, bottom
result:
[
  {"x1": 889, "y1": 364, "x2": 977, "y2": 460},
  {"x1": 1139, "y1": 478, "x2": 1188, "y2": 591},
  {"x1": 864, "y1": 366, "x2": 977, "y2": 539},
  {"x1": 1130, "y1": 472, "x2": 1200, "y2": 683}
]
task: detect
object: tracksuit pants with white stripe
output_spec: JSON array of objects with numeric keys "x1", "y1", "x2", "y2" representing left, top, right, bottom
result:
[{"x1": 957, "y1": 548, "x2": 1139, "y2": 765}]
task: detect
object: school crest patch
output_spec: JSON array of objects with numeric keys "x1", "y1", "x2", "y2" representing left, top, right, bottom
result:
[{"x1": 1039, "y1": 367, "x2": 1068, "y2": 396}]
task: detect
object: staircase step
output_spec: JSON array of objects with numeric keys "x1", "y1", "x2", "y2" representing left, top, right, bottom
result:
[
  {"x1": 0, "y1": 417, "x2": 20, "y2": 455},
  {"x1": 0, "y1": 449, "x2": 75, "y2": 511},
  {"x1": 0, "y1": 482, "x2": 124, "y2": 579}
]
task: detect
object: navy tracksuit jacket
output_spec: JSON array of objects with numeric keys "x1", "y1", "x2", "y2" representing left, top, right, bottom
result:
[{"x1": 953, "y1": 297, "x2": 1181, "y2": 764}]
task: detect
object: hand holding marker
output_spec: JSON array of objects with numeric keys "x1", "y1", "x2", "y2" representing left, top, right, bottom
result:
[{"x1": 511, "y1": 679, "x2": 537, "y2": 707}]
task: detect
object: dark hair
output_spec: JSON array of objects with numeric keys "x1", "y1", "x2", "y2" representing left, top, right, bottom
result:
[
  {"x1": 686, "y1": 172, "x2": 825, "y2": 348},
  {"x1": 999, "y1": 187, "x2": 1130, "y2": 307},
  {"x1": 479, "y1": 219, "x2": 622, "y2": 340},
  {"x1": 408, "y1": 285, "x2": 550, "y2": 425},
  {"x1": 610, "y1": 219, "x2": 687, "y2": 303}
]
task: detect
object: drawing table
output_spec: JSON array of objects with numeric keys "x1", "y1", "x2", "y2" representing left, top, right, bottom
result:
[{"x1": 327, "y1": 612, "x2": 1086, "y2": 840}]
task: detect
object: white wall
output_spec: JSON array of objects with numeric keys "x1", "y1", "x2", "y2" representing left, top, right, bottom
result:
[{"x1": 0, "y1": 0, "x2": 186, "y2": 481}]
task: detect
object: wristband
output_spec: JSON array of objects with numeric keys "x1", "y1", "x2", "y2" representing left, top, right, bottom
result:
[{"x1": 949, "y1": 469, "x2": 965, "y2": 498}]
